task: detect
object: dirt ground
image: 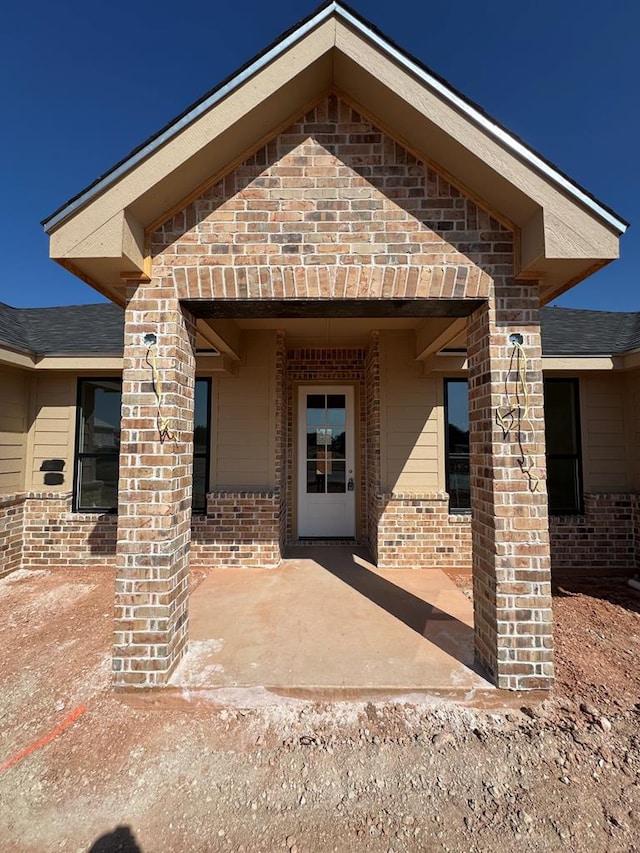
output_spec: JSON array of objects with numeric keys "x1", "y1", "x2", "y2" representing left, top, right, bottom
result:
[{"x1": 0, "y1": 566, "x2": 638, "y2": 853}]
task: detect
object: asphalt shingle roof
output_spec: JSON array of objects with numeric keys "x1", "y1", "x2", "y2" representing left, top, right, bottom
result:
[
  {"x1": 0, "y1": 302, "x2": 638, "y2": 357},
  {"x1": 0, "y1": 302, "x2": 124, "y2": 355},
  {"x1": 540, "y1": 307, "x2": 640, "y2": 356}
]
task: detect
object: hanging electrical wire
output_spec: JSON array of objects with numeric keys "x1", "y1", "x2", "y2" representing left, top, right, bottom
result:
[
  {"x1": 146, "y1": 343, "x2": 178, "y2": 444},
  {"x1": 495, "y1": 335, "x2": 540, "y2": 492}
]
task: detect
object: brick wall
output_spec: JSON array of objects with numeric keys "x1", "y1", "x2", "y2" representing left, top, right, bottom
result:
[
  {"x1": 468, "y1": 286, "x2": 554, "y2": 691},
  {"x1": 113, "y1": 285, "x2": 197, "y2": 687},
  {"x1": 1, "y1": 492, "x2": 117, "y2": 577},
  {"x1": 635, "y1": 500, "x2": 640, "y2": 571},
  {"x1": 365, "y1": 333, "x2": 381, "y2": 559},
  {"x1": 5, "y1": 490, "x2": 637, "y2": 579},
  {"x1": 23, "y1": 493, "x2": 116, "y2": 568},
  {"x1": 151, "y1": 94, "x2": 498, "y2": 302},
  {"x1": 377, "y1": 493, "x2": 472, "y2": 569},
  {"x1": 191, "y1": 492, "x2": 282, "y2": 568},
  {"x1": 0, "y1": 494, "x2": 26, "y2": 579},
  {"x1": 550, "y1": 494, "x2": 639, "y2": 576},
  {"x1": 275, "y1": 332, "x2": 288, "y2": 557}
]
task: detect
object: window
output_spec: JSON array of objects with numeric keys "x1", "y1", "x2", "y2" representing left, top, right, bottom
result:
[
  {"x1": 193, "y1": 378, "x2": 211, "y2": 512},
  {"x1": 443, "y1": 377, "x2": 583, "y2": 516},
  {"x1": 74, "y1": 377, "x2": 211, "y2": 513},
  {"x1": 544, "y1": 378, "x2": 583, "y2": 514},
  {"x1": 74, "y1": 378, "x2": 122, "y2": 511},
  {"x1": 444, "y1": 379, "x2": 470, "y2": 511}
]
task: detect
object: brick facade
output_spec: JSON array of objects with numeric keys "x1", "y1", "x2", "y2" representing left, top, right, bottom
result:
[
  {"x1": 468, "y1": 288, "x2": 554, "y2": 690},
  {"x1": 151, "y1": 95, "x2": 497, "y2": 303},
  {"x1": 635, "y1": 502, "x2": 640, "y2": 571},
  {"x1": 2, "y1": 92, "x2": 564, "y2": 691},
  {"x1": 191, "y1": 492, "x2": 281, "y2": 568},
  {"x1": 376, "y1": 494, "x2": 472, "y2": 570},
  {"x1": 3, "y1": 489, "x2": 636, "y2": 581},
  {"x1": 113, "y1": 286, "x2": 197, "y2": 687},
  {"x1": 550, "y1": 494, "x2": 640, "y2": 575},
  {"x1": 0, "y1": 494, "x2": 26, "y2": 579},
  {"x1": 365, "y1": 333, "x2": 381, "y2": 558},
  {"x1": 0, "y1": 492, "x2": 117, "y2": 576}
]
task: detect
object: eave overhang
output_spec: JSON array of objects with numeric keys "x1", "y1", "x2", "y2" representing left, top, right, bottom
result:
[{"x1": 43, "y1": 1, "x2": 628, "y2": 306}]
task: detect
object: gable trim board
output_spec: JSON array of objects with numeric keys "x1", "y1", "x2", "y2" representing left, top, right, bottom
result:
[{"x1": 42, "y1": 1, "x2": 627, "y2": 237}]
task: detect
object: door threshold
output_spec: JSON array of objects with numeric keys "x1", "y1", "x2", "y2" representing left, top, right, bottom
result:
[{"x1": 294, "y1": 538, "x2": 359, "y2": 547}]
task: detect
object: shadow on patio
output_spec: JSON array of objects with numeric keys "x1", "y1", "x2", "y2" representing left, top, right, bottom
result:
[{"x1": 171, "y1": 547, "x2": 492, "y2": 697}]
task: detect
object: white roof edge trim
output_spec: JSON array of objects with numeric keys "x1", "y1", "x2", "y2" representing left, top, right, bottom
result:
[
  {"x1": 43, "y1": 0, "x2": 627, "y2": 237},
  {"x1": 42, "y1": 3, "x2": 340, "y2": 234},
  {"x1": 335, "y1": 6, "x2": 627, "y2": 235}
]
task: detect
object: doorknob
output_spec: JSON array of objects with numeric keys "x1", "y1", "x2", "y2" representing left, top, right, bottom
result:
[{"x1": 348, "y1": 478, "x2": 354, "y2": 491}]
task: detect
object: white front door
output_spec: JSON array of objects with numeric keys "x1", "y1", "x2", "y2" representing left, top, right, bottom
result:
[{"x1": 297, "y1": 386, "x2": 356, "y2": 538}]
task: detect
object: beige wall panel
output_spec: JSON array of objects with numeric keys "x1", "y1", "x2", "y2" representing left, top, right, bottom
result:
[
  {"x1": 212, "y1": 331, "x2": 276, "y2": 491},
  {"x1": 0, "y1": 366, "x2": 28, "y2": 493},
  {"x1": 580, "y1": 374, "x2": 630, "y2": 493},
  {"x1": 29, "y1": 372, "x2": 76, "y2": 493},
  {"x1": 379, "y1": 332, "x2": 440, "y2": 492},
  {"x1": 623, "y1": 368, "x2": 640, "y2": 491}
]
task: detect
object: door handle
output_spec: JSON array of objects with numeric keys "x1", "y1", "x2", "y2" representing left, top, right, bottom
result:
[{"x1": 347, "y1": 478, "x2": 354, "y2": 491}]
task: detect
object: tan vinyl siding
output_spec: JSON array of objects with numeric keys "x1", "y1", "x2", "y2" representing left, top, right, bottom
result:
[
  {"x1": 379, "y1": 331, "x2": 440, "y2": 492},
  {"x1": 29, "y1": 372, "x2": 76, "y2": 492},
  {"x1": 0, "y1": 366, "x2": 29, "y2": 493},
  {"x1": 211, "y1": 331, "x2": 276, "y2": 490},
  {"x1": 579, "y1": 373, "x2": 631, "y2": 493},
  {"x1": 624, "y1": 368, "x2": 640, "y2": 492}
]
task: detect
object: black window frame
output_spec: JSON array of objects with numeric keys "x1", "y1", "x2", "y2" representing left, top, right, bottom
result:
[
  {"x1": 444, "y1": 378, "x2": 471, "y2": 513},
  {"x1": 192, "y1": 377, "x2": 212, "y2": 515},
  {"x1": 73, "y1": 377, "x2": 122, "y2": 513},
  {"x1": 543, "y1": 377, "x2": 584, "y2": 515},
  {"x1": 73, "y1": 376, "x2": 212, "y2": 514}
]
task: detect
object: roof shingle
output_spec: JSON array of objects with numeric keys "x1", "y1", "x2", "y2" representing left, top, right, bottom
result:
[{"x1": 0, "y1": 301, "x2": 638, "y2": 358}]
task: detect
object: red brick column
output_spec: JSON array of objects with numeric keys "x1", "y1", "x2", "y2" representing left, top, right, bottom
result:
[
  {"x1": 113, "y1": 282, "x2": 196, "y2": 687},
  {"x1": 468, "y1": 284, "x2": 554, "y2": 690}
]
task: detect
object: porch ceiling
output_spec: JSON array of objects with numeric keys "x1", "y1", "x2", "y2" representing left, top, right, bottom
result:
[
  {"x1": 185, "y1": 298, "x2": 483, "y2": 320},
  {"x1": 43, "y1": 3, "x2": 627, "y2": 306},
  {"x1": 200, "y1": 314, "x2": 462, "y2": 357}
]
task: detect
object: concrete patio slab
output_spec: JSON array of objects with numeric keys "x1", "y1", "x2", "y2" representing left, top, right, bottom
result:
[{"x1": 170, "y1": 547, "x2": 493, "y2": 695}]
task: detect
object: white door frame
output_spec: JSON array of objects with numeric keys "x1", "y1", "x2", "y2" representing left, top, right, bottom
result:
[{"x1": 297, "y1": 385, "x2": 356, "y2": 538}]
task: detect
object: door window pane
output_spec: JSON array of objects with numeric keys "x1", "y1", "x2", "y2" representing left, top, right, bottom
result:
[
  {"x1": 330, "y1": 430, "x2": 346, "y2": 459},
  {"x1": 307, "y1": 461, "x2": 324, "y2": 493},
  {"x1": 306, "y1": 395, "x2": 326, "y2": 426},
  {"x1": 327, "y1": 462, "x2": 346, "y2": 493},
  {"x1": 327, "y1": 394, "x2": 346, "y2": 426},
  {"x1": 305, "y1": 393, "x2": 348, "y2": 494}
]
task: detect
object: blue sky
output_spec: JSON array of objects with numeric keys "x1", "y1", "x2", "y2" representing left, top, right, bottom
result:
[{"x1": 1, "y1": 0, "x2": 637, "y2": 310}]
